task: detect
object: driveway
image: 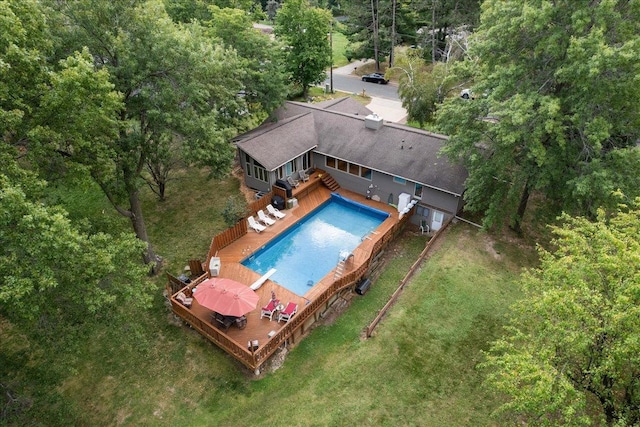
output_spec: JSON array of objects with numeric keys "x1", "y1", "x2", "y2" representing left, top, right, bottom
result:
[
  {"x1": 366, "y1": 97, "x2": 407, "y2": 123},
  {"x1": 329, "y1": 60, "x2": 407, "y2": 123}
]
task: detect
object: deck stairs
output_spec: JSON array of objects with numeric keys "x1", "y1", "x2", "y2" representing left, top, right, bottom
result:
[{"x1": 320, "y1": 173, "x2": 340, "y2": 191}]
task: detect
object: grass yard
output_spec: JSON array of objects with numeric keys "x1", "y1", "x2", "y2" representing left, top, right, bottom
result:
[
  {"x1": 331, "y1": 30, "x2": 350, "y2": 68},
  {"x1": 1, "y1": 166, "x2": 536, "y2": 426}
]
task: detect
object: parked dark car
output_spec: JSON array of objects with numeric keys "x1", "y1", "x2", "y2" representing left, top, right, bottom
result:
[{"x1": 361, "y1": 72, "x2": 388, "y2": 84}]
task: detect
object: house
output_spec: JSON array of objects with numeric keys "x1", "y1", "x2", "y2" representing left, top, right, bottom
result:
[{"x1": 233, "y1": 98, "x2": 467, "y2": 231}]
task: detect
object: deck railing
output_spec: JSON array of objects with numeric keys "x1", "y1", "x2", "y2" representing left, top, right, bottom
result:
[
  {"x1": 206, "y1": 192, "x2": 275, "y2": 261},
  {"x1": 172, "y1": 194, "x2": 416, "y2": 372},
  {"x1": 247, "y1": 193, "x2": 274, "y2": 217}
]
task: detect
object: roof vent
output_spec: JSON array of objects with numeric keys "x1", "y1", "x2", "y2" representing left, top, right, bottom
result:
[{"x1": 364, "y1": 113, "x2": 383, "y2": 130}]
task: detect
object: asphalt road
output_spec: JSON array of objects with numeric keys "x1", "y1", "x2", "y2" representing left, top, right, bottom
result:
[{"x1": 325, "y1": 72, "x2": 400, "y2": 101}]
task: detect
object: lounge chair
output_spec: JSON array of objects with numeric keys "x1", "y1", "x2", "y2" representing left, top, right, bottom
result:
[
  {"x1": 260, "y1": 299, "x2": 280, "y2": 321},
  {"x1": 420, "y1": 219, "x2": 430, "y2": 234},
  {"x1": 299, "y1": 170, "x2": 310, "y2": 182},
  {"x1": 248, "y1": 216, "x2": 266, "y2": 233},
  {"x1": 257, "y1": 209, "x2": 276, "y2": 226},
  {"x1": 278, "y1": 302, "x2": 298, "y2": 323},
  {"x1": 267, "y1": 204, "x2": 286, "y2": 220},
  {"x1": 287, "y1": 175, "x2": 300, "y2": 188},
  {"x1": 175, "y1": 291, "x2": 193, "y2": 308}
]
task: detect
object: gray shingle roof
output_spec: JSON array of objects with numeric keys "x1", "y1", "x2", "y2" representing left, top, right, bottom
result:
[
  {"x1": 235, "y1": 101, "x2": 467, "y2": 196},
  {"x1": 313, "y1": 97, "x2": 373, "y2": 116},
  {"x1": 234, "y1": 113, "x2": 318, "y2": 171}
]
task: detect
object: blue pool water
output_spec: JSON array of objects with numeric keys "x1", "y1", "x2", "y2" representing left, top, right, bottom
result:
[{"x1": 242, "y1": 194, "x2": 389, "y2": 296}]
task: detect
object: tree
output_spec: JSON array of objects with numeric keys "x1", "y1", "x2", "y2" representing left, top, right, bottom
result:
[
  {"x1": 204, "y1": 5, "x2": 288, "y2": 116},
  {"x1": 436, "y1": 1, "x2": 640, "y2": 232},
  {"x1": 395, "y1": 50, "x2": 456, "y2": 126},
  {"x1": 46, "y1": 0, "x2": 249, "y2": 270},
  {"x1": 0, "y1": 0, "x2": 152, "y2": 323},
  {"x1": 266, "y1": 0, "x2": 280, "y2": 22},
  {"x1": 275, "y1": 0, "x2": 332, "y2": 98},
  {"x1": 343, "y1": 0, "x2": 480, "y2": 67},
  {"x1": 482, "y1": 199, "x2": 640, "y2": 426},
  {"x1": 343, "y1": 0, "x2": 390, "y2": 70},
  {"x1": 0, "y1": 169, "x2": 152, "y2": 324},
  {"x1": 221, "y1": 195, "x2": 248, "y2": 227},
  {"x1": 163, "y1": 0, "x2": 263, "y2": 23}
]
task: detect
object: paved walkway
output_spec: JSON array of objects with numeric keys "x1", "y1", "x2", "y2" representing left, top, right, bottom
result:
[{"x1": 366, "y1": 97, "x2": 407, "y2": 124}]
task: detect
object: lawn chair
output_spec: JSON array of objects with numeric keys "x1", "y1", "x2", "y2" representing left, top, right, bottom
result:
[
  {"x1": 257, "y1": 209, "x2": 276, "y2": 226},
  {"x1": 267, "y1": 204, "x2": 286, "y2": 220},
  {"x1": 260, "y1": 299, "x2": 280, "y2": 321},
  {"x1": 420, "y1": 219, "x2": 430, "y2": 234},
  {"x1": 287, "y1": 175, "x2": 300, "y2": 188},
  {"x1": 175, "y1": 291, "x2": 193, "y2": 308},
  {"x1": 248, "y1": 216, "x2": 266, "y2": 233},
  {"x1": 298, "y1": 170, "x2": 310, "y2": 182},
  {"x1": 277, "y1": 302, "x2": 298, "y2": 323}
]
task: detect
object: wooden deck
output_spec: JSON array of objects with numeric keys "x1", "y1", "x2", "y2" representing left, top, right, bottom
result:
[{"x1": 169, "y1": 171, "x2": 407, "y2": 372}]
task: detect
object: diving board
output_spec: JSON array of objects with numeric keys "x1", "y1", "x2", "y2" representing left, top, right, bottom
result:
[{"x1": 250, "y1": 268, "x2": 277, "y2": 290}]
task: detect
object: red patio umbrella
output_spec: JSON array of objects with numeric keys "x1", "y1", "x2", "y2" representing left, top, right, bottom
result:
[{"x1": 193, "y1": 278, "x2": 259, "y2": 317}]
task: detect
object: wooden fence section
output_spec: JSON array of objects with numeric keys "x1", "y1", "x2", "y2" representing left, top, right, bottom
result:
[
  {"x1": 364, "y1": 217, "x2": 453, "y2": 338},
  {"x1": 247, "y1": 192, "x2": 273, "y2": 216},
  {"x1": 207, "y1": 220, "x2": 247, "y2": 261},
  {"x1": 273, "y1": 186, "x2": 287, "y2": 202},
  {"x1": 206, "y1": 192, "x2": 274, "y2": 261},
  {"x1": 166, "y1": 272, "x2": 208, "y2": 299}
]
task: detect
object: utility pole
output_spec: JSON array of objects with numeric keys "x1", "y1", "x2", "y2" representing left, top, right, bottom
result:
[
  {"x1": 329, "y1": 20, "x2": 333, "y2": 93},
  {"x1": 390, "y1": 0, "x2": 396, "y2": 67}
]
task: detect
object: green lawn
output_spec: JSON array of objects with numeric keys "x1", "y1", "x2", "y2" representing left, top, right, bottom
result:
[
  {"x1": 1, "y1": 167, "x2": 536, "y2": 426},
  {"x1": 331, "y1": 30, "x2": 350, "y2": 68}
]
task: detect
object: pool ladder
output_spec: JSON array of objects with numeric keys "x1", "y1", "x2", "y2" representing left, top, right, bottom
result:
[
  {"x1": 334, "y1": 259, "x2": 345, "y2": 279},
  {"x1": 334, "y1": 251, "x2": 354, "y2": 279}
]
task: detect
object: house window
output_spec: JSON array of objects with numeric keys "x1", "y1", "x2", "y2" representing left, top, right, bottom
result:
[
  {"x1": 337, "y1": 159, "x2": 348, "y2": 172},
  {"x1": 414, "y1": 183, "x2": 423, "y2": 199},
  {"x1": 303, "y1": 152, "x2": 311, "y2": 170},
  {"x1": 286, "y1": 160, "x2": 296, "y2": 176},
  {"x1": 253, "y1": 161, "x2": 267, "y2": 182},
  {"x1": 349, "y1": 163, "x2": 359, "y2": 176},
  {"x1": 326, "y1": 156, "x2": 336, "y2": 169},
  {"x1": 393, "y1": 176, "x2": 406, "y2": 185},
  {"x1": 244, "y1": 153, "x2": 252, "y2": 177},
  {"x1": 360, "y1": 167, "x2": 372, "y2": 180},
  {"x1": 417, "y1": 206, "x2": 430, "y2": 218}
]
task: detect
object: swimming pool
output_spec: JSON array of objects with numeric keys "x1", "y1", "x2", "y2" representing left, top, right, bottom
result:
[{"x1": 242, "y1": 194, "x2": 389, "y2": 296}]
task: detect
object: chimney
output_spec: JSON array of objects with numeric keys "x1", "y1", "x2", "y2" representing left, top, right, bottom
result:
[{"x1": 364, "y1": 113, "x2": 383, "y2": 130}]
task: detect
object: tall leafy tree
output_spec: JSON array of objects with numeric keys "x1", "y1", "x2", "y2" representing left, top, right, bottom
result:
[
  {"x1": 46, "y1": 0, "x2": 249, "y2": 269},
  {"x1": 482, "y1": 199, "x2": 640, "y2": 426},
  {"x1": 163, "y1": 0, "x2": 264, "y2": 23},
  {"x1": 204, "y1": 5, "x2": 288, "y2": 116},
  {"x1": 0, "y1": 0, "x2": 152, "y2": 323},
  {"x1": 436, "y1": 0, "x2": 640, "y2": 232},
  {"x1": 275, "y1": 0, "x2": 332, "y2": 98},
  {"x1": 344, "y1": 0, "x2": 391, "y2": 69},
  {"x1": 395, "y1": 50, "x2": 456, "y2": 126}
]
